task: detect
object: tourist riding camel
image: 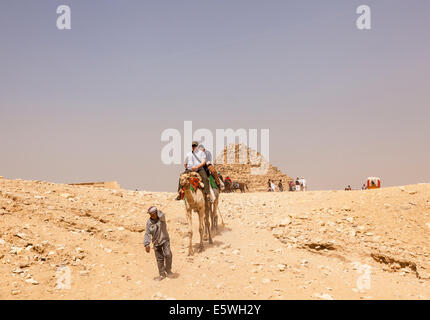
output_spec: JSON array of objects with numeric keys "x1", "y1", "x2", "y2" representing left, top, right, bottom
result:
[
  {"x1": 177, "y1": 141, "x2": 210, "y2": 201},
  {"x1": 198, "y1": 144, "x2": 224, "y2": 190}
]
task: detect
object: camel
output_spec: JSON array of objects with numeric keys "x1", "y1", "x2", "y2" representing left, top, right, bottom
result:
[
  {"x1": 231, "y1": 181, "x2": 249, "y2": 193},
  {"x1": 180, "y1": 172, "x2": 213, "y2": 255},
  {"x1": 236, "y1": 182, "x2": 249, "y2": 193}
]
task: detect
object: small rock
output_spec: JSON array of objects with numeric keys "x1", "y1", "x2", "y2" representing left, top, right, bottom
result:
[
  {"x1": 25, "y1": 278, "x2": 39, "y2": 285},
  {"x1": 15, "y1": 233, "x2": 27, "y2": 240},
  {"x1": 10, "y1": 246, "x2": 23, "y2": 255},
  {"x1": 313, "y1": 293, "x2": 333, "y2": 300},
  {"x1": 272, "y1": 228, "x2": 283, "y2": 238},
  {"x1": 278, "y1": 218, "x2": 291, "y2": 227}
]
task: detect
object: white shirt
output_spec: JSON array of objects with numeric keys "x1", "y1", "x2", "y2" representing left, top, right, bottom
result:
[
  {"x1": 270, "y1": 182, "x2": 276, "y2": 191},
  {"x1": 185, "y1": 150, "x2": 206, "y2": 170}
]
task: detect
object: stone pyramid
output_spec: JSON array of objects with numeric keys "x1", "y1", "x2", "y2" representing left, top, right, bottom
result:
[{"x1": 214, "y1": 143, "x2": 293, "y2": 192}]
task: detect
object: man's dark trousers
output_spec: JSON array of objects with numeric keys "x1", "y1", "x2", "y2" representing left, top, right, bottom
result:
[
  {"x1": 154, "y1": 240, "x2": 172, "y2": 276},
  {"x1": 197, "y1": 167, "x2": 210, "y2": 195}
]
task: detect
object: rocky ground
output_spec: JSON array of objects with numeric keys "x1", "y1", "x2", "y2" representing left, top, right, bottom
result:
[{"x1": 1, "y1": 177, "x2": 430, "y2": 299}]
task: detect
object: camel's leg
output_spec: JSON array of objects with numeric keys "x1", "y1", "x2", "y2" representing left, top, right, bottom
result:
[
  {"x1": 210, "y1": 202, "x2": 215, "y2": 232},
  {"x1": 203, "y1": 204, "x2": 209, "y2": 241},
  {"x1": 205, "y1": 200, "x2": 213, "y2": 245},
  {"x1": 203, "y1": 206, "x2": 209, "y2": 241},
  {"x1": 186, "y1": 208, "x2": 193, "y2": 256},
  {"x1": 213, "y1": 199, "x2": 219, "y2": 232},
  {"x1": 198, "y1": 207, "x2": 205, "y2": 251}
]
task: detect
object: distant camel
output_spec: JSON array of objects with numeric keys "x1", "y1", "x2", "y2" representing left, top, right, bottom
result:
[
  {"x1": 180, "y1": 172, "x2": 212, "y2": 255},
  {"x1": 232, "y1": 181, "x2": 249, "y2": 193}
]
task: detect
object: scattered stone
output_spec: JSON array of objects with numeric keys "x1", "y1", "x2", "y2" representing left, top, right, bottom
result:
[
  {"x1": 15, "y1": 233, "x2": 27, "y2": 240},
  {"x1": 10, "y1": 246, "x2": 23, "y2": 255},
  {"x1": 272, "y1": 228, "x2": 283, "y2": 238},
  {"x1": 25, "y1": 278, "x2": 39, "y2": 285},
  {"x1": 278, "y1": 217, "x2": 291, "y2": 227},
  {"x1": 313, "y1": 293, "x2": 334, "y2": 300}
]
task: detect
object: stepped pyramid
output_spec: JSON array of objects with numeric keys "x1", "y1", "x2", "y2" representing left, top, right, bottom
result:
[{"x1": 214, "y1": 143, "x2": 293, "y2": 192}]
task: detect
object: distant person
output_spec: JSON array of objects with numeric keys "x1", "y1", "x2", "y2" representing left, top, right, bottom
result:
[
  {"x1": 268, "y1": 179, "x2": 272, "y2": 192},
  {"x1": 295, "y1": 177, "x2": 301, "y2": 191},
  {"x1": 143, "y1": 206, "x2": 174, "y2": 281},
  {"x1": 278, "y1": 180, "x2": 284, "y2": 192},
  {"x1": 289, "y1": 181, "x2": 294, "y2": 191},
  {"x1": 361, "y1": 184, "x2": 367, "y2": 190},
  {"x1": 301, "y1": 177, "x2": 307, "y2": 191},
  {"x1": 345, "y1": 185, "x2": 352, "y2": 191},
  {"x1": 218, "y1": 172, "x2": 224, "y2": 183}
]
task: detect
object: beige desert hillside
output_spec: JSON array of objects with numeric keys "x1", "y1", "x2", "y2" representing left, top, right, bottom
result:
[{"x1": 1, "y1": 176, "x2": 430, "y2": 299}]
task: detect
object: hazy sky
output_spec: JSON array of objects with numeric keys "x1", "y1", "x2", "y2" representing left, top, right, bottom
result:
[{"x1": 1, "y1": 0, "x2": 429, "y2": 191}]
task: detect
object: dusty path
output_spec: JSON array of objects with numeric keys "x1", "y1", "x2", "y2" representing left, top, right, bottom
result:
[{"x1": 1, "y1": 178, "x2": 429, "y2": 299}]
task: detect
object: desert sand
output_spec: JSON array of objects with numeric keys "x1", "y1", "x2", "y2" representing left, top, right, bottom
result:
[{"x1": 1, "y1": 177, "x2": 430, "y2": 300}]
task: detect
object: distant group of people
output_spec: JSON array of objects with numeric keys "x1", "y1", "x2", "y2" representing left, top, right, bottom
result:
[
  {"x1": 267, "y1": 177, "x2": 307, "y2": 192},
  {"x1": 345, "y1": 184, "x2": 368, "y2": 191},
  {"x1": 293, "y1": 177, "x2": 307, "y2": 191},
  {"x1": 267, "y1": 179, "x2": 283, "y2": 192}
]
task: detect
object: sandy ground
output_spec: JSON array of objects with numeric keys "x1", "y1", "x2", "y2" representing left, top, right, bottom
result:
[{"x1": 1, "y1": 177, "x2": 430, "y2": 300}]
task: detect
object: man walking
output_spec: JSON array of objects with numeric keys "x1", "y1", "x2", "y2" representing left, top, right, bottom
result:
[
  {"x1": 144, "y1": 206, "x2": 173, "y2": 281},
  {"x1": 278, "y1": 179, "x2": 284, "y2": 192}
]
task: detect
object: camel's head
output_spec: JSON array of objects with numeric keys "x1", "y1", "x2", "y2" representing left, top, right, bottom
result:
[
  {"x1": 180, "y1": 172, "x2": 191, "y2": 187},
  {"x1": 180, "y1": 172, "x2": 203, "y2": 190}
]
